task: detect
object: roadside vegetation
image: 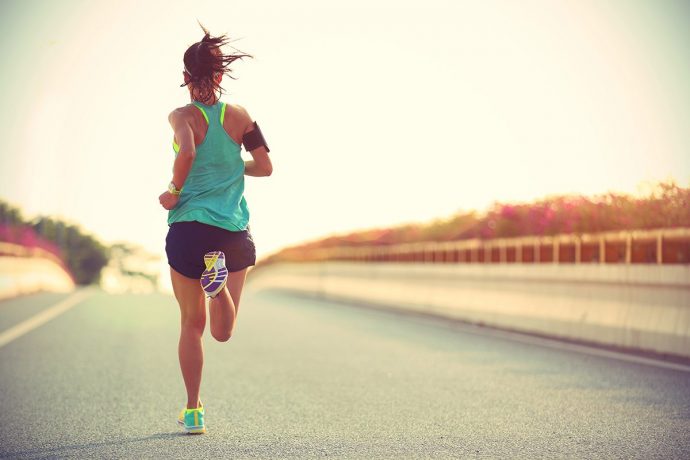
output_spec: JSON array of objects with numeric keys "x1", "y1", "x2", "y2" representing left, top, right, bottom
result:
[
  {"x1": 0, "y1": 201, "x2": 109, "y2": 285},
  {"x1": 266, "y1": 181, "x2": 689, "y2": 262}
]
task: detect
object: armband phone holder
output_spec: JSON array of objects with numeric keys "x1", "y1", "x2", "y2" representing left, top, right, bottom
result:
[{"x1": 242, "y1": 122, "x2": 270, "y2": 153}]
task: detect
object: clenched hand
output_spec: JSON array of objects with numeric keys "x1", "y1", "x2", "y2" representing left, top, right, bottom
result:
[{"x1": 159, "y1": 191, "x2": 180, "y2": 210}]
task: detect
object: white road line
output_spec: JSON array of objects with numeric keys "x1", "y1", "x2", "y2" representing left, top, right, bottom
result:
[{"x1": 0, "y1": 290, "x2": 91, "y2": 349}]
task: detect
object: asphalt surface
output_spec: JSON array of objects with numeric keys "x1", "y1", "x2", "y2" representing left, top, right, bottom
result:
[{"x1": 0, "y1": 286, "x2": 688, "y2": 459}]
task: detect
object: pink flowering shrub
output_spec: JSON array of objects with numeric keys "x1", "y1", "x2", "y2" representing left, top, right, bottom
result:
[{"x1": 266, "y1": 181, "x2": 689, "y2": 263}]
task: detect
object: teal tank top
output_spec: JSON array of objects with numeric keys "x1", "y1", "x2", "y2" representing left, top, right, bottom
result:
[{"x1": 167, "y1": 101, "x2": 250, "y2": 232}]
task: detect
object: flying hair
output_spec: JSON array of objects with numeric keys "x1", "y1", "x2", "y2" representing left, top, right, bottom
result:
[{"x1": 181, "y1": 22, "x2": 252, "y2": 102}]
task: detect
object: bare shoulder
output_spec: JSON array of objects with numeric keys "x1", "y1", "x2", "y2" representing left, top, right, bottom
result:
[
  {"x1": 229, "y1": 103, "x2": 250, "y2": 118},
  {"x1": 168, "y1": 104, "x2": 196, "y2": 125},
  {"x1": 225, "y1": 103, "x2": 254, "y2": 133}
]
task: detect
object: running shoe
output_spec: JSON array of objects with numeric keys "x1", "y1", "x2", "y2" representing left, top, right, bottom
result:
[
  {"x1": 177, "y1": 401, "x2": 204, "y2": 426},
  {"x1": 201, "y1": 251, "x2": 228, "y2": 298},
  {"x1": 181, "y1": 406, "x2": 206, "y2": 434}
]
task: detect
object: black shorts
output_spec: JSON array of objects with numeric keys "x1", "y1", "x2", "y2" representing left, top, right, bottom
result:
[{"x1": 165, "y1": 221, "x2": 256, "y2": 279}]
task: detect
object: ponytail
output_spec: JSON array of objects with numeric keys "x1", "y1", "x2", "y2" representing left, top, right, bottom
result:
[{"x1": 181, "y1": 23, "x2": 252, "y2": 101}]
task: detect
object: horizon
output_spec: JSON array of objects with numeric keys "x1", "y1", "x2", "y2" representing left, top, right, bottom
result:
[{"x1": 2, "y1": 178, "x2": 684, "y2": 257}]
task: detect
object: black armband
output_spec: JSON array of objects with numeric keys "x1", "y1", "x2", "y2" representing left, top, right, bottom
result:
[{"x1": 242, "y1": 122, "x2": 270, "y2": 153}]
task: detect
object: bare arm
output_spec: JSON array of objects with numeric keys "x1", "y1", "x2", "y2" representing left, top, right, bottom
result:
[
  {"x1": 244, "y1": 146, "x2": 272, "y2": 177},
  {"x1": 159, "y1": 109, "x2": 196, "y2": 210},
  {"x1": 169, "y1": 109, "x2": 196, "y2": 189}
]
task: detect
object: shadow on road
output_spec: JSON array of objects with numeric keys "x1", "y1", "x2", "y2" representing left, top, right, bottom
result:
[{"x1": 1, "y1": 432, "x2": 184, "y2": 459}]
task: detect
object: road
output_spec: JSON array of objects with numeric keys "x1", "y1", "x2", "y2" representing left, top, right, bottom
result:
[{"x1": 0, "y1": 286, "x2": 688, "y2": 459}]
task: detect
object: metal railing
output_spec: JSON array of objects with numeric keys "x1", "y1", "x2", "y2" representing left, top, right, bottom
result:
[{"x1": 294, "y1": 227, "x2": 690, "y2": 265}]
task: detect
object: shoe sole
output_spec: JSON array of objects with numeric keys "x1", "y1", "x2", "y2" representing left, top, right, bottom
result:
[
  {"x1": 201, "y1": 251, "x2": 228, "y2": 297},
  {"x1": 201, "y1": 268, "x2": 228, "y2": 297},
  {"x1": 204, "y1": 251, "x2": 224, "y2": 269},
  {"x1": 185, "y1": 426, "x2": 206, "y2": 434}
]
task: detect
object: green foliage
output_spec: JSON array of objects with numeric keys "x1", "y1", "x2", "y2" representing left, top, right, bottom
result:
[
  {"x1": 0, "y1": 201, "x2": 109, "y2": 285},
  {"x1": 0, "y1": 201, "x2": 24, "y2": 227}
]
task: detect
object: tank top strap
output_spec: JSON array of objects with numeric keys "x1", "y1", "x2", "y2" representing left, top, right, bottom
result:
[
  {"x1": 191, "y1": 102, "x2": 210, "y2": 124},
  {"x1": 191, "y1": 101, "x2": 226, "y2": 126},
  {"x1": 220, "y1": 103, "x2": 227, "y2": 124}
]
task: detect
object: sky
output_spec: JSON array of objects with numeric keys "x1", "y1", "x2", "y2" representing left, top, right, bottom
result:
[{"x1": 0, "y1": 0, "x2": 689, "y2": 265}]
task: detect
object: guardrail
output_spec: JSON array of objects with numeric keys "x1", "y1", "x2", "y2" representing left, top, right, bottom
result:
[
  {"x1": 290, "y1": 227, "x2": 690, "y2": 265},
  {"x1": 248, "y1": 261, "x2": 690, "y2": 358}
]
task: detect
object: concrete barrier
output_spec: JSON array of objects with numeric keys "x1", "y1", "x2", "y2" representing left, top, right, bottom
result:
[
  {"x1": 248, "y1": 262, "x2": 690, "y2": 359},
  {"x1": 0, "y1": 256, "x2": 75, "y2": 300}
]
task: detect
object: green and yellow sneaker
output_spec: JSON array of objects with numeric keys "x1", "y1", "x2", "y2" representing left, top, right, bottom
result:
[{"x1": 177, "y1": 402, "x2": 205, "y2": 434}]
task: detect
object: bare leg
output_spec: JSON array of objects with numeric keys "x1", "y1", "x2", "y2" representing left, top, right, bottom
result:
[
  {"x1": 209, "y1": 268, "x2": 248, "y2": 342},
  {"x1": 171, "y1": 267, "x2": 205, "y2": 409}
]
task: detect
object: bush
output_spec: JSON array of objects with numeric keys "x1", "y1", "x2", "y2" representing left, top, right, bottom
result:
[
  {"x1": 267, "y1": 181, "x2": 690, "y2": 262},
  {"x1": 0, "y1": 201, "x2": 109, "y2": 285}
]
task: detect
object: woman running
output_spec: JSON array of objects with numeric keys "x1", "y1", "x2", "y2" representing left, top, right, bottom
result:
[{"x1": 159, "y1": 26, "x2": 272, "y2": 434}]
